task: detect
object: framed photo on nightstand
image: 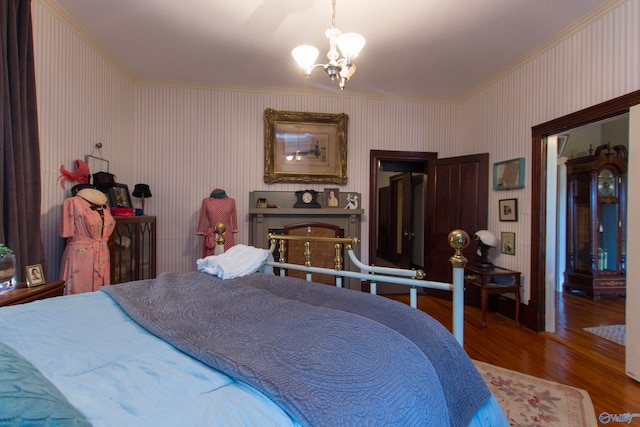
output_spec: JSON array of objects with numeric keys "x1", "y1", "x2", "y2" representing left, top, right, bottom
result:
[{"x1": 26, "y1": 264, "x2": 45, "y2": 287}]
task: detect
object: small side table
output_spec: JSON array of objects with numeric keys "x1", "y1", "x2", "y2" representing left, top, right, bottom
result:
[
  {"x1": 0, "y1": 280, "x2": 65, "y2": 307},
  {"x1": 464, "y1": 266, "x2": 521, "y2": 327}
]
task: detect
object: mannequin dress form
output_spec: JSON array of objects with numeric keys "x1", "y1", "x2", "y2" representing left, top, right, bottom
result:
[
  {"x1": 197, "y1": 189, "x2": 238, "y2": 257},
  {"x1": 59, "y1": 188, "x2": 116, "y2": 294}
]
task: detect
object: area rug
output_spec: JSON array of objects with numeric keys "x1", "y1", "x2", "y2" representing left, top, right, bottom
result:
[
  {"x1": 473, "y1": 360, "x2": 597, "y2": 427},
  {"x1": 583, "y1": 324, "x2": 626, "y2": 346}
]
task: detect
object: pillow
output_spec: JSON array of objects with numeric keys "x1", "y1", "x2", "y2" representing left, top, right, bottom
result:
[{"x1": 0, "y1": 342, "x2": 91, "y2": 426}]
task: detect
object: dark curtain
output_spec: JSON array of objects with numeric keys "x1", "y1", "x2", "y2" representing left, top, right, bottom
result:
[{"x1": 1, "y1": 0, "x2": 45, "y2": 282}]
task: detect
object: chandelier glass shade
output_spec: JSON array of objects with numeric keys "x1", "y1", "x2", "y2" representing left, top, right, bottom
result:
[{"x1": 291, "y1": 0, "x2": 365, "y2": 90}]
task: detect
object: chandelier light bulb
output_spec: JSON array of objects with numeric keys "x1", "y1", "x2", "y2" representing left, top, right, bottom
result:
[
  {"x1": 292, "y1": 45, "x2": 320, "y2": 75},
  {"x1": 290, "y1": 0, "x2": 365, "y2": 90},
  {"x1": 337, "y1": 33, "x2": 366, "y2": 59}
]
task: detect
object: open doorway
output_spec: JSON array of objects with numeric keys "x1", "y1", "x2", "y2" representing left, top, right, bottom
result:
[
  {"x1": 369, "y1": 150, "x2": 489, "y2": 289},
  {"x1": 531, "y1": 90, "x2": 640, "y2": 381},
  {"x1": 546, "y1": 116, "x2": 628, "y2": 336},
  {"x1": 377, "y1": 171, "x2": 426, "y2": 269},
  {"x1": 530, "y1": 90, "x2": 640, "y2": 332},
  {"x1": 369, "y1": 151, "x2": 435, "y2": 293}
]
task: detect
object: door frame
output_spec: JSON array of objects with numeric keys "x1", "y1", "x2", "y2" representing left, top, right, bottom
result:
[
  {"x1": 529, "y1": 90, "x2": 640, "y2": 331},
  {"x1": 369, "y1": 150, "x2": 437, "y2": 269}
]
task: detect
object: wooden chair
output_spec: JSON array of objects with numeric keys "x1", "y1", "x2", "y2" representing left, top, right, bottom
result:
[{"x1": 283, "y1": 222, "x2": 342, "y2": 285}]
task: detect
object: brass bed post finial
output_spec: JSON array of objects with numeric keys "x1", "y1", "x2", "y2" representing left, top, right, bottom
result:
[
  {"x1": 214, "y1": 222, "x2": 226, "y2": 248},
  {"x1": 448, "y1": 229, "x2": 469, "y2": 268}
]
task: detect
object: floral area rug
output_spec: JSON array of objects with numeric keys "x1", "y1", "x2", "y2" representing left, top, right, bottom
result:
[
  {"x1": 473, "y1": 360, "x2": 597, "y2": 427},
  {"x1": 583, "y1": 324, "x2": 626, "y2": 346}
]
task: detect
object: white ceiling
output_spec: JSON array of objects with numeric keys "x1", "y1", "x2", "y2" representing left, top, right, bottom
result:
[{"x1": 53, "y1": 0, "x2": 611, "y2": 99}]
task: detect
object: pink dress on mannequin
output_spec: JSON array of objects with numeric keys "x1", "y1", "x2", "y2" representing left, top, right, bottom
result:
[
  {"x1": 197, "y1": 192, "x2": 238, "y2": 257},
  {"x1": 59, "y1": 195, "x2": 115, "y2": 294}
]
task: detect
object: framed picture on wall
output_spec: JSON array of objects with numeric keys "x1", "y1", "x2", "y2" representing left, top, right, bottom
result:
[
  {"x1": 263, "y1": 108, "x2": 349, "y2": 184},
  {"x1": 501, "y1": 232, "x2": 516, "y2": 255},
  {"x1": 499, "y1": 198, "x2": 518, "y2": 221},
  {"x1": 493, "y1": 158, "x2": 525, "y2": 190}
]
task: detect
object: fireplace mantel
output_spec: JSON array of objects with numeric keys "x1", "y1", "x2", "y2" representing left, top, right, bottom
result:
[{"x1": 249, "y1": 191, "x2": 363, "y2": 289}]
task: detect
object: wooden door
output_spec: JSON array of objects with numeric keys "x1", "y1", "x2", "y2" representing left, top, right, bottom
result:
[
  {"x1": 377, "y1": 187, "x2": 391, "y2": 259},
  {"x1": 426, "y1": 154, "x2": 489, "y2": 286},
  {"x1": 390, "y1": 173, "x2": 413, "y2": 267}
]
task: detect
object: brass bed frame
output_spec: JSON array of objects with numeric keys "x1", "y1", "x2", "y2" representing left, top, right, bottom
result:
[{"x1": 212, "y1": 223, "x2": 470, "y2": 345}]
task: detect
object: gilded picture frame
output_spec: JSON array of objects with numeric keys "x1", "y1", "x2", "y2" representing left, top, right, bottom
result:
[{"x1": 263, "y1": 108, "x2": 349, "y2": 184}]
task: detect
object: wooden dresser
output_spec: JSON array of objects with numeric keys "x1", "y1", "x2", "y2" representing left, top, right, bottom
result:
[{"x1": 0, "y1": 280, "x2": 65, "y2": 307}]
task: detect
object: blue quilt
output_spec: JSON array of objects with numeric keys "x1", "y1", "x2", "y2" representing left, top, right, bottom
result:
[{"x1": 103, "y1": 271, "x2": 491, "y2": 427}]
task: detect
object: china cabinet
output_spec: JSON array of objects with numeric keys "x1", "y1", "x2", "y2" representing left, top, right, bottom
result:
[{"x1": 108, "y1": 215, "x2": 156, "y2": 284}]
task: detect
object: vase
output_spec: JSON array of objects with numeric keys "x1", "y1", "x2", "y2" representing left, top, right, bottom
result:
[{"x1": 0, "y1": 254, "x2": 16, "y2": 291}]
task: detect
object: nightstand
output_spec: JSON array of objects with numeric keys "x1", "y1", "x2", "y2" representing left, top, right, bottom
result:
[
  {"x1": 464, "y1": 266, "x2": 521, "y2": 327},
  {"x1": 0, "y1": 280, "x2": 65, "y2": 307}
]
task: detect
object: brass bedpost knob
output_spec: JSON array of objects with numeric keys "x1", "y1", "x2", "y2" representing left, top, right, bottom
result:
[
  {"x1": 214, "y1": 222, "x2": 226, "y2": 247},
  {"x1": 448, "y1": 229, "x2": 469, "y2": 268}
]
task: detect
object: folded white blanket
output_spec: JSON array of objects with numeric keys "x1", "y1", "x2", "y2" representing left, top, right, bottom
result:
[{"x1": 196, "y1": 244, "x2": 271, "y2": 279}]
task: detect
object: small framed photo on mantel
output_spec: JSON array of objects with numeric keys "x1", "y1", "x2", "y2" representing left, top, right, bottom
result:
[{"x1": 324, "y1": 188, "x2": 340, "y2": 207}]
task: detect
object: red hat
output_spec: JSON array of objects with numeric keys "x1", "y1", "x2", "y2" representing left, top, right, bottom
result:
[{"x1": 58, "y1": 159, "x2": 89, "y2": 189}]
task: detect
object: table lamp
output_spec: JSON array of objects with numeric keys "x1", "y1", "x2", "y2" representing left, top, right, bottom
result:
[
  {"x1": 474, "y1": 230, "x2": 497, "y2": 270},
  {"x1": 132, "y1": 184, "x2": 152, "y2": 213}
]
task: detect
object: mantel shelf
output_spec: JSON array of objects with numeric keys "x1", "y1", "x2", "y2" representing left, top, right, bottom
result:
[{"x1": 249, "y1": 208, "x2": 364, "y2": 215}]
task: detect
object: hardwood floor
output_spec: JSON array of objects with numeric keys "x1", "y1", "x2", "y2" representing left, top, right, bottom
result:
[{"x1": 386, "y1": 291, "x2": 639, "y2": 421}]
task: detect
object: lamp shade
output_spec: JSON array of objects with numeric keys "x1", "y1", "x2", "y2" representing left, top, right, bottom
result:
[
  {"x1": 474, "y1": 230, "x2": 497, "y2": 248},
  {"x1": 291, "y1": 45, "x2": 319, "y2": 72},
  {"x1": 132, "y1": 184, "x2": 152, "y2": 198},
  {"x1": 337, "y1": 33, "x2": 366, "y2": 59}
]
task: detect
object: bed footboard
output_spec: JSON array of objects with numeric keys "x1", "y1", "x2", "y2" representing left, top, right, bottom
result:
[{"x1": 265, "y1": 230, "x2": 470, "y2": 345}]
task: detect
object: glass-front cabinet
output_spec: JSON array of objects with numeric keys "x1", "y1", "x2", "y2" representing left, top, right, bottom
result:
[
  {"x1": 108, "y1": 215, "x2": 156, "y2": 284},
  {"x1": 565, "y1": 144, "x2": 626, "y2": 300}
]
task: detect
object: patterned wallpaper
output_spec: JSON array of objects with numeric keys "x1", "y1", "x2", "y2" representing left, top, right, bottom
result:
[{"x1": 33, "y1": 0, "x2": 639, "y2": 309}]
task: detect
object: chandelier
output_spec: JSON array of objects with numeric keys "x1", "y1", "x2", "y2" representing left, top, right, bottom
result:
[{"x1": 291, "y1": 0, "x2": 366, "y2": 90}]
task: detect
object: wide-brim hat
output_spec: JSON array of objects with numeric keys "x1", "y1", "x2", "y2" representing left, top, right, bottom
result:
[
  {"x1": 77, "y1": 188, "x2": 108, "y2": 206},
  {"x1": 71, "y1": 183, "x2": 96, "y2": 196}
]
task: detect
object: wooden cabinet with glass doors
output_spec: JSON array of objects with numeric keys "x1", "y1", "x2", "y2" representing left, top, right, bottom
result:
[
  {"x1": 108, "y1": 215, "x2": 156, "y2": 284},
  {"x1": 564, "y1": 144, "x2": 626, "y2": 300}
]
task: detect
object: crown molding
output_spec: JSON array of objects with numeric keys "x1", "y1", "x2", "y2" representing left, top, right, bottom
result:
[
  {"x1": 36, "y1": 0, "x2": 134, "y2": 81},
  {"x1": 461, "y1": 0, "x2": 630, "y2": 102}
]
